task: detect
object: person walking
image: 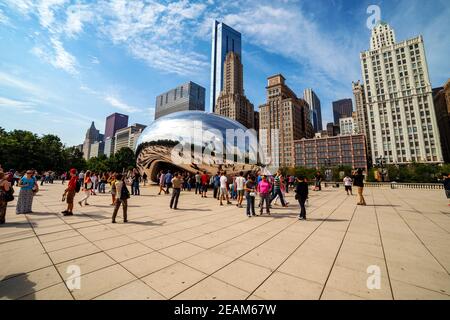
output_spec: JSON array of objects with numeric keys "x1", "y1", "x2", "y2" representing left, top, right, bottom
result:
[
  {"x1": 244, "y1": 175, "x2": 256, "y2": 217},
  {"x1": 314, "y1": 171, "x2": 323, "y2": 191},
  {"x1": 213, "y1": 172, "x2": 220, "y2": 199},
  {"x1": 158, "y1": 170, "x2": 166, "y2": 195},
  {"x1": 112, "y1": 174, "x2": 129, "y2": 223},
  {"x1": 235, "y1": 171, "x2": 246, "y2": 208},
  {"x1": 219, "y1": 171, "x2": 231, "y2": 206},
  {"x1": 353, "y1": 168, "x2": 366, "y2": 206},
  {"x1": 443, "y1": 173, "x2": 450, "y2": 206},
  {"x1": 164, "y1": 170, "x2": 173, "y2": 194},
  {"x1": 295, "y1": 176, "x2": 309, "y2": 220},
  {"x1": 16, "y1": 170, "x2": 38, "y2": 214},
  {"x1": 143, "y1": 172, "x2": 148, "y2": 186},
  {"x1": 78, "y1": 170, "x2": 93, "y2": 206},
  {"x1": 99, "y1": 173, "x2": 107, "y2": 193},
  {"x1": 61, "y1": 168, "x2": 79, "y2": 216},
  {"x1": 0, "y1": 172, "x2": 12, "y2": 224},
  {"x1": 170, "y1": 172, "x2": 183, "y2": 209},
  {"x1": 61, "y1": 172, "x2": 67, "y2": 185},
  {"x1": 200, "y1": 170, "x2": 209, "y2": 198},
  {"x1": 90, "y1": 172, "x2": 97, "y2": 195},
  {"x1": 343, "y1": 175, "x2": 353, "y2": 195},
  {"x1": 270, "y1": 170, "x2": 287, "y2": 207},
  {"x1": 257, "y1": 175, "x2": 272, "y2": 215}
]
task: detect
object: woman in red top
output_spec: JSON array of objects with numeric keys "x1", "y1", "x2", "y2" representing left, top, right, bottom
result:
[
  {"x1": 62, "y1": 168, "x2": 78, "y2": 216},
  {"x1": 200, "y1": 171, "x2": 209, "y2": 198},
  {"x1": 78, "y1": 170, "x2": 92, "y2": 206}
]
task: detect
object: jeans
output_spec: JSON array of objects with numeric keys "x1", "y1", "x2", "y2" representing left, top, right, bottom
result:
[
  {"x1": 298, "y1": 197, "x2": 306, "y2": 218},
  {"x1": 195, "y1": 182, "x2": 201, "y2": 194},
  {"x1": 132, "y1": 181, "x2": 140, "y2": 195},
  {"x1": 246, "y1": 194, "x2": 255, "y2": 216},
  {"x1": 99, "y1": 182, "x2": 106, "y2": 193},
  {"x1": 170, "y1": 188, "x2": 181, "y2": 208},
  {"x1": 270, "y1": 188, "x2": 286, "y2": 206},
  {"x1": 259, "y1": 193, "x2": 271, "y2": 213},
  {"x1": 213, "y1": 186, "x2": 219, "y2": 199}
]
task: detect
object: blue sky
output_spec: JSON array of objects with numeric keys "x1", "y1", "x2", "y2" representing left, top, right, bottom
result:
[{"x1": 0, "y1": 0, "x2": 449, "y2": 146}]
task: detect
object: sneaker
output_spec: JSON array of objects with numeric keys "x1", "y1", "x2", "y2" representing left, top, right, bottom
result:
[
  {"x1": 112, "y1": 220, "x2": 116, "y2": 223},
  {"x1": 63, "y1": 212, "x2": 73, "y2": 216},
  {"x1": 298, "y1": 216, "x2": 304, "y2": 220},
  {"x1": 247, "y1": 214, "x2": 251, "y2": 217},
  {"x1": 85, "y1": 203, "x2": 90, "y2": 206},
  {"x1": 124, "y1": 219, "x2": 128, "y2": 223},
  {"x1": 61, "y1": 210, "x2": 68, "y2": 214}
]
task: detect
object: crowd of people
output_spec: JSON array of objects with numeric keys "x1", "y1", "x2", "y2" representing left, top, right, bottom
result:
[{"x1": 1, "y1": 162, "x2": 449, "y2": 226}]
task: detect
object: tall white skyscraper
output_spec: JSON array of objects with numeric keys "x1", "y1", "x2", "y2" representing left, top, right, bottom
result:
[{"x1": 360, "y1": 22, "x2": 443, "y2": 164}]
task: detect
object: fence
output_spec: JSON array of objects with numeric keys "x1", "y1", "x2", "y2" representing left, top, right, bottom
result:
[{"x1": 324, "y1": 181, "x2": 443, "y2": 190}]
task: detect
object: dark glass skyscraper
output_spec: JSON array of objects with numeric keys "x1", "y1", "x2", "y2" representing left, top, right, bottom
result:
[
  {"x1": 332, "y1": 99, "x2": 353, "y2": 124},
  {"x1": 210, "y1": 20, "x2": 242, "y2": 113},
  {"x1": 104, "y1": 113, "x2": 128, "y2": 140}
]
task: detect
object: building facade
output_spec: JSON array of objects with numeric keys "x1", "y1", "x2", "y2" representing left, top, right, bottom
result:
[
  {"x1": 210, "y1": 20, "x2": 242, "y2": 113},
  {"x1": 155, "y1": 81, "x2": 205, "y2": 120},
  {"x1": 432, "y1": 80, "x2": 450, "y2": 162},
  {"x1": 303, "y1": 88, "x2": 322, "y2": 132},
  {"x1": 215, "y1": 52, "x2": 254, "y2": 129},
  {"x1": 259, "y1": 74, "x2": 314, "y2": 167},
  {"x1": 339, "y1": 117, "x2": 355, "y2": 135},
  {"x1": 114, "y1": 124, "x2": 147, "y2": 154},
  {"x1": 326, "y1": 122, "x2": 340, "y2": 137},
  {"x1": 293, "y1": 134, "x2": 368, "y2": 172},
  {"x1": 89, "y1": 141, "x2": 104, "y2": 159},
  {"x1": 104, "y1": 113, "x2": 128, "y2": 141},
  {"x1": 332, "y1": 99, "x2": 353, "y2": 124},
  {"x1": 82, "y1": 122, "x2": 101, "y2": 160},
  {"x1": 360, "y1": 22, "x2": 443, "y2": 164}
]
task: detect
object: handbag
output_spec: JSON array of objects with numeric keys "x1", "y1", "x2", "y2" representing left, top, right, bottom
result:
[{"x1": 249, "y1": 192, "x2": 256, "y2": 197}]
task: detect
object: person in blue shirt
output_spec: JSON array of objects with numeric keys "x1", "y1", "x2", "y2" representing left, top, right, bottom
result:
[
  {"x1": 16, "y1": 170, "x2": 38, "y2": 214},
  {"x1": 164, "y1": 170, "x2": 173, "y2": 194}
]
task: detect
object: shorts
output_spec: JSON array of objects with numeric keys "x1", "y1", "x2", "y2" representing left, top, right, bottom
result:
[
  {"x1": 66, "y1": 190, "x2": 76, "y2": 204},
  {"x1": 220, "y1": 187, "x2": 227, "y2": 196},
  {"x1": 237, "y1": 190, "x2": 244, "y2": 197},
  {"x1": 345, "y1": 186, "x2": 352, "y2": 191},
  {"x1": 202, "y1": 184, "x2": 208, "y2": 192}
]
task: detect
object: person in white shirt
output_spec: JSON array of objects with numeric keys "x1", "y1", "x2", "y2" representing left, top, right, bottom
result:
[
  {"x1": 343, "y1": 175, "x2": 353, "y2": 195},
  {"x1": 219, "y1": 171, "x2": 231, "y2": 206},
  {"x1": 235, "y1": 171, "x2": 246, "y2": 208}
]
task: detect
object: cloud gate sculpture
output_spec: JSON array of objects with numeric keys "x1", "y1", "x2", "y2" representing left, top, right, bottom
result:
[{"x1": 135, "y1": 111, "x2": 263, "y2": 182}]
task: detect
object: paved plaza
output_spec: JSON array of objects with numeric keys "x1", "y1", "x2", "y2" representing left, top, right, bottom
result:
[{"x1": 0, "y1": 183, "x2": 449, "y2": 300}]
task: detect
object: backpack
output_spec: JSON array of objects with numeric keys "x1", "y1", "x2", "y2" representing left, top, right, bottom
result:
[
  {"x1": 75, "y1": 180, "x2": 81, "y2": 193},
  {"x1": 120, "y1": 182, "x2": 130, "y2": 200}
]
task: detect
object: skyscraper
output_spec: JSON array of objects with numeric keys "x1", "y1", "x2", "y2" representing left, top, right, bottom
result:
[
  {"x1": 259, "y1": 74, "x2": 313, "y2": 167},
  {"x1": 155, "y1": 81, "x2": 205, "y2": 120},
  {"x1": 82, "y1": 122, "x2": 100, "y2": 160},
  {"x1": 432, "y1": 80, "x2": 450, "y2": 163},
  {"x1": 352, "y1": 80, "x2": 371, "y2": 161},
  {"x1": 210, "y1": 20, "x2": 242, "y2": 113},
  {"x1": 303, "y1": 89, "x2": 322, "y2": 132},
  {"x1": 360, "y1": 22, "x2": 443, "y2": 164},
  {"x1": 215, "y1": 52, "x2": 254, "y2": 129},
  {"x1": 332, "y1": 99, "x2": 353, "y2": 124},
  {"x1": 104, "y1": 113, "x2": 128, "y2": 141},
  {"x1": 114, "y1": 124, "x2": 147, "y2": 154}
]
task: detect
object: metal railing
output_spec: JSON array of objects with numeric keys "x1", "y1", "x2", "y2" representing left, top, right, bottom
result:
[{"x1": 324, "y1": 181, "x2": 443, "y2": 190}]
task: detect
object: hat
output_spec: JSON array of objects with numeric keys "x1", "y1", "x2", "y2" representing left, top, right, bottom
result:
[{"x1": 70, "y1": 168, "x2": 77, "y2": 174}]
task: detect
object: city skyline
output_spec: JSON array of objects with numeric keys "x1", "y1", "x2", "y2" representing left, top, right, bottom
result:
[{"x1": 0, "y1": 0, "x2": 449, "y2": 146}]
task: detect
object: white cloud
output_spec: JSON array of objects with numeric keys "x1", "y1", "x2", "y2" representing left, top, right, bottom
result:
[
  {"x1": 0, "y1": 96, "x2": 37, "y2": 113},
  {"x1": 0, "y1": 8, "x2": 10, "y2": 25},
  {"x1": 31, "y1": 37, "x2": 78, "y2": 75},
  {"x1": 64, "y1": 3, "x2": 93, "y2": 37},
  {"x1": 105, "y1": 95, "x2": 142, "y2": 113}
]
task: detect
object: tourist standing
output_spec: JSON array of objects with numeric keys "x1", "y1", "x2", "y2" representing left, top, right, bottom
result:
[
  {"x1": 195, "y1": 171, "x2": 201, "y2": 195},
  {"x1": 314, "y1": 171, "x2": 323, "y2": 191},
  {"x1": 143, "y1": 172, "x2": 148, "y2": 186},
  {"x1": 165, "y1": 170, "x2": 173, "y2": 194},
  {"x1": 219, "y1": 171, "x2": 231, "y2": 206},
  {"x1": 132, "y1": 170, "x2": 141, "y2": 196},
  {"x1": 109, "y1": 173, "x2": 117, "y2": 205},
  {"x1": 78, "y1": 170, "x2": 93, "y2": 206},
  {"x1": 112, "y1": 174, "x2": 129, "y2": 223},
  {"x1": 257, "y1": 175, "x2": 272, "y2": 215},
  {"x1": 170, "y1": 172, "x2": 183, "y2": 209},
  {"x1": 200, "y1": 171, "x2": 209, "y2": 198},
  {"x1": 0, "y1": 172, "x2": 12, "y2": 224},
  {"x1": 213, "y1": 172, "x2": 220, "y2": 199},
  {"x1": 235, "y1": 171, "x2": 246, "y2": 208},
  {"x1": 62, "y1": 168, "x2": 79, "y2": 216},
  {"x1": 90, "y1": 172, "x2": 97, "y2": 195},
  {"x1": 16, "y1": 170, "x2": 38, "y2": 214},
  {"x1": 343, "y1": 175, "x2": 353, "y2": 195},
  {"x1": 295, "y1": 176, "x2": 309, "y2": 220},
  {"x1": 244, "y1": 175, "x2": 256, "y2": 217},
  {"x1": 353, "y1": 169, "x2": 366, "y2": 206}
]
